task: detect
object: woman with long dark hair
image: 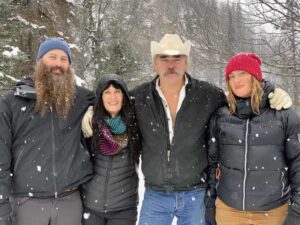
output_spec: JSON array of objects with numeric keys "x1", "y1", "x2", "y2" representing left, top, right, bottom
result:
[{"x1": 81, "y1": 74, "x2": 140, "y2": 225}]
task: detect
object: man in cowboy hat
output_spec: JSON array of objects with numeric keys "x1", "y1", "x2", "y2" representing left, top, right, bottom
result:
[
  {"x1": 81, "y1": 34, "x2": 292, "y2": 225},
  {"x1": 130, "y1": 33, "x2": 226, "y2": 225}
]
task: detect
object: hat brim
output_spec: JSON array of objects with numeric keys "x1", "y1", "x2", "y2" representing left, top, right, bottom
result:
[{"x1": 151, "y1": 40, "x2": 191, "y2": 59}]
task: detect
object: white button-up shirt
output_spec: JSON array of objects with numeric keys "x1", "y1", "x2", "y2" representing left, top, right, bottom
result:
[{"x1": 155, "y1": 76, "x2": 188, "y2": 143}]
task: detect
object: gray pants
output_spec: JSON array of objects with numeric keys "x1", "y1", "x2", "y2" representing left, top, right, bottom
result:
[{"x1": 11, "y1": 190, "x2": 82, "y2": 225}]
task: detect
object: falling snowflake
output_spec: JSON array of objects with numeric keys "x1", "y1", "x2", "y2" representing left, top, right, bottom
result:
[
  {"x1": 21, "y1": 106, "x2": 26, "y2": 111},
  {"x1": 211, "y1": 137, "x2": 216, "y2": 143},
  {"x1": 83, "y1": 212, "x2": 90, "y2": 220},
  {"x1": 37, "y1": 165, "x2": 42, "y2": 172},
  {"x1": 28, "y1": 192, "x2": 33, "y2": 197}
]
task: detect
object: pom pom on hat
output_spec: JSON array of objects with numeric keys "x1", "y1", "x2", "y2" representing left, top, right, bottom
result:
[
  {"x1": 225, "y1": 52, "x2": 262, "y2": 81},
  {"x1": 36, "y1": 38, "x2": 72, "y2": 64}
]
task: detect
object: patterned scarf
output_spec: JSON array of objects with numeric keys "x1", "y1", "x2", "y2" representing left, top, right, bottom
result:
[{"x1": 98, "y1": 116, "x2": 127, "y2": 156}]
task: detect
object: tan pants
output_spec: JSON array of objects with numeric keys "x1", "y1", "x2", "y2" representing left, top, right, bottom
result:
[{"x1": 216, "y1": 198, "x2": 288, "y2": 225}]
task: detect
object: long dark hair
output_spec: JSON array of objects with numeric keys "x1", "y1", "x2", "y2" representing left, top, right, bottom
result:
[{"x1": 91, "y1": 81, "x2": 140, "y2": 164}]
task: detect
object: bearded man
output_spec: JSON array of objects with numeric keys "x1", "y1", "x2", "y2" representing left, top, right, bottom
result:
[{"x1": 0, "y1": 38, "x2": 93, "y2": 225}]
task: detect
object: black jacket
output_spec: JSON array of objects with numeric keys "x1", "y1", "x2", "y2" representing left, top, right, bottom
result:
[
  {"x1": 131, "y1": 74, "x2": 226, "y2": 192},
  {"x1": 0, "y1": 77, "x2": 94, "y2": 217},
  {"x1": 82, "y1": 74, "x2": 139, "y2": 213},
  {"x1": 82, "y1": 147, "x2": 138, "y2": 213},
  {"x1": 208, "y1": 83, "x2": 300, "y2": 214}
]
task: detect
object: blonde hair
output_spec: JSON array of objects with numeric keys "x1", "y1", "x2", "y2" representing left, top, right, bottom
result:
[{"x1": 226, "y1": 77, "x2": 264, "y2": 114}]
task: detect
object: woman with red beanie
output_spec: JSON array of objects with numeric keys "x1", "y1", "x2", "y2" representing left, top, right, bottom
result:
[{"x1": 206, "y1": 52, "x2": 300, "y2": 225}]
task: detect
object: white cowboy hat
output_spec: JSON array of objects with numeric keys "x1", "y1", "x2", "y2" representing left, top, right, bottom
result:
[{"x1": 151, "y1": 34, "x2": 192, "y2": 60}]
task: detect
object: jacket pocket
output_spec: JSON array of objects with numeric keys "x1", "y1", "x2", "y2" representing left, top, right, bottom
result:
[{"x1": 11, "y1": 197, "x2": 30, "y2": 207}]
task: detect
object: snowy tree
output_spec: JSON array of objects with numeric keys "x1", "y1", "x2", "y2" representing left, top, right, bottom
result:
[{"x1": 245, "y1": 0, "x2": 300, "y2": 110}]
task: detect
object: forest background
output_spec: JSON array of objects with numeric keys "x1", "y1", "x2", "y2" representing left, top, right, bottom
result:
[{"x1": 0, "y1": 0, "x2": 299, "y2": 113}]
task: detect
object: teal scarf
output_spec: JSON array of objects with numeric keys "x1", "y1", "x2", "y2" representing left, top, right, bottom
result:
[{"x1": 104, "y1": 115, "x2": 127, "y2": 134}]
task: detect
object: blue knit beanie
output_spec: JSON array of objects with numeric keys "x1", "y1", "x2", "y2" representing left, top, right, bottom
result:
[{"x1": 36, "y1": 38, "x2": 72, "y2": 64}]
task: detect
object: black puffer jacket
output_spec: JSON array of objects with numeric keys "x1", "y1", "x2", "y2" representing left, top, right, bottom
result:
[
  {"x1": 208, "y1": 83, "x2": 300, "y2": 214},
  {"x1": 82, "y1": 148, "x2": 138, "y2": 213},
  {"x1": 82, "y1": 74, "x2": 138, "y2": 213},
  {"x1": 131, "y1": 74, "x2": 226, "y2": 192},
  {"x1": 0, "y1": 77, "x2": 94, "y2": 218}
]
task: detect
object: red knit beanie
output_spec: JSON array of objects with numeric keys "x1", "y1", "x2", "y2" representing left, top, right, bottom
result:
[{"x1": 225, "y1": 52, "x2": 262, "y2": 81}]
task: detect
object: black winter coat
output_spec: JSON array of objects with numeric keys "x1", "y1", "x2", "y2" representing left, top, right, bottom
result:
[
  {"x1": 82, "y1": 74, "x2": 139, "y2": 213},
  {"x1": 131, "y1": 74, "x2": 226, "y2": 192},
  {"x1": 0, "y1": 77, "x2": 94, "y2": 218},
  {"x1": 82, "y1": 148, "x2": 138, "y2": 213},
  {"x1": 208, "y1": 83, "x2": 300, "y2": 215}
]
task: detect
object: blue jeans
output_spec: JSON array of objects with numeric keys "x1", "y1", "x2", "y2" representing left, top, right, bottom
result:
[{"x1": 138, "y1": 188, "x2": 206, "y2": 225}]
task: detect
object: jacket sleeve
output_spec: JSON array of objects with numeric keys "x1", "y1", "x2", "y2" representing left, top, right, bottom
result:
[
  {"x1": 207, "y1": 110, "x2": 220, "y2": 193},
  {"x1": 284, "y1": 109, "x2": 300, "y2": 217},
  {"x1": 84, "y1": 88, "x2": 95, "y2": 108},
  {"x1": 0, "y1": 95, "x2": 13, "y2": 219}
]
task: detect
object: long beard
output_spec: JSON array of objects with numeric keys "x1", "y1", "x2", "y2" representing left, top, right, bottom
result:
[{"x1": 34, "y1": 61, "x2": 75, "y2": 118}]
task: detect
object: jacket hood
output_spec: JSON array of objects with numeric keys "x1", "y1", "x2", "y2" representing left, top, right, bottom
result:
[
  {"x1": 95, "y1": 74, "x2": 130, "y2": 105},
  {"x1": 13, "y1": 77, "x2": 36, "y2": 100},
  {"x1": 16, "y1": 76, "x2": 34, "y2": 87}
]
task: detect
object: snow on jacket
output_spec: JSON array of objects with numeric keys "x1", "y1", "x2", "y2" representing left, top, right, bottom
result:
[
  {"x1": 131, "y1": 74, "x2": 226, "y2": 192},
  {"x1": 0, "y1": 77, "x2": 94, "y2": 218},
  {"x1": 208, "y1": 82, "x2": 300, "y2": 214},
  {"x1": 82, "y1": 74, "x2": 138, "y2": 213}
]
